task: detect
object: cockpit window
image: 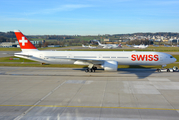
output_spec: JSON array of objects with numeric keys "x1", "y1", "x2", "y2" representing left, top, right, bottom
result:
[{"x1": 170, "y1": 56, "x2": 173, "y2": 58}]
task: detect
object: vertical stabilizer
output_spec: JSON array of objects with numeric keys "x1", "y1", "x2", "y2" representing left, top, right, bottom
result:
[
  {"x1": 97, "y1": 41, "x2": 102, "y2": 46},
  {"x1": 14, "y1": 30, "x2": 38, "y2": 52}
]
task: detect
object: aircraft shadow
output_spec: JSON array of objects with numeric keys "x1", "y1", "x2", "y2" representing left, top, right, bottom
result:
[
  {"x1": 117, "y1": 69, "x2": 156, "y2": 79},
  {"x1": 118, "y1": 65, "x2": 157, "y2": 79},
  {"x1": 73, "y1": 65, "x2": 157, "y2": 79}
]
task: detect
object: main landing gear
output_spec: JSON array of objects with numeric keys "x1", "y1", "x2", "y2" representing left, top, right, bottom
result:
[{"x1": 85, "y1": 66, "x2": 97, "y2": 73}]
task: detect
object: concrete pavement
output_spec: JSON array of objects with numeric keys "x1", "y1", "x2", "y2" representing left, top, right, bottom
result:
[{"x1": 0, "y1": 67, "x2": 179, "y2": 119}]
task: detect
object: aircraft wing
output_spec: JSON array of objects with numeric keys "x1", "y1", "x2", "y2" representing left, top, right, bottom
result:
[
  {"x1": 15, "y1": 53, "x2": 49, "y2": 63},
  {"x1": 57, "y1": 58, "x2": 105, "y2": 65},
  {"x1": 15, "y1": 52, "x2": 105, "y2": 65}
]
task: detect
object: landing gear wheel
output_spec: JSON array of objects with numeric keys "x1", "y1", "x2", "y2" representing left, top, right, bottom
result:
[
  {"x1": 94, "y1": 67, "x2": 97, "y2": 70},
  {"x1": 85, "y1": 66, "x2": 97, "y2": 73},
  {"x1": 157, "y1": 69, "x2": 161, "y2": 72},
  {"x1": 90, "y1": 68, "x2": 95, "y2": 72},
  {"x1": 85, "y1": 69, "x2": 89, "y2": 73},
  {"x1": 85, "y1": 67, "x2": 96, "y2": 73}
]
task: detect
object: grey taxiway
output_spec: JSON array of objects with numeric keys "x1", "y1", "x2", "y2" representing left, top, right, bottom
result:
[{"x1": 0, "y1": 67, "x2": 179, "y2": 120}]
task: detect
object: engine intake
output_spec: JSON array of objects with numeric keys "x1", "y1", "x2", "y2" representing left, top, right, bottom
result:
[{"x1": 101, "y1": 61, "x2": 118, "y2": 71}]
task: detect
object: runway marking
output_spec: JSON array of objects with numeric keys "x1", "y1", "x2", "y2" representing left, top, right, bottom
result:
[
  {"x1": 14, "y1": 80, "x2": 67, "y2": 120},
  {"x1": 1, "y1": 104, "x2": 179, "y2": 111}
]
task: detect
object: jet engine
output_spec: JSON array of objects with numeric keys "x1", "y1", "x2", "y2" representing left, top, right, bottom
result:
[{"x1": 101, "y1": 61, "x2": 118, "y2": 71}]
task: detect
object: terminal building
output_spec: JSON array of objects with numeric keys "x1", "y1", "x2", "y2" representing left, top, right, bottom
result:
[
  {"x1": 0, "y1": 42, "x2": 18, "y2": 47},
  {"x1": 0, "y1": 41, "x2": 42, "y2": 48}
]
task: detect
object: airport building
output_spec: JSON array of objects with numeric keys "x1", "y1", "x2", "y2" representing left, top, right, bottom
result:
[
  {"x1": 0, "y1": 42, "x2": 18, "y2": 47},
  {"x1": 0, "y1": 41, "x2": 42, "y2": 48}
]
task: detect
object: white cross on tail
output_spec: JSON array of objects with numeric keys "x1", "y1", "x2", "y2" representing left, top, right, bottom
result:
[{"x1": 19, "y1": 37, "x2": 28, "y2": 46}]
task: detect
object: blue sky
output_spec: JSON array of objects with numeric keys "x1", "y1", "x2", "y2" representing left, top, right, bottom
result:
[{"x1": 0, "y1": 0, "x2": 179, "y2": 35}]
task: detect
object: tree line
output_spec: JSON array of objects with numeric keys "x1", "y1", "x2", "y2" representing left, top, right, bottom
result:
[
  {"x1": 0, "y1": 31, "x2": 16, "y2": 42},
  {"x1": 114, "y1": 32, "x2": 179, "y2": 37},
  {"x1": 0, "y1": 31, "x2": 178, "y2": 46}
]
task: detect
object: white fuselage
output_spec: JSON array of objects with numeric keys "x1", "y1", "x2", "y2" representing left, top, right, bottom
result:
[
  {"x1": 102, "y1": 44, "x2": 119, "y2": 49},
  {"x1": 133, "y1": 45, "x2": 148, "y2": 48},
  {"x1": 98, "y1": 41, "x2": 119, "y2": 49},
  {"x1": 15, "y1": 51, "x2": 176, "y2": 66},
  {"x1": 13, "y1": 30, "x2": 177, "y2": 72}
]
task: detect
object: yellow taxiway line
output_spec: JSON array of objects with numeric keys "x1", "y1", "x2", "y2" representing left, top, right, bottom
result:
[{"x1": 0, "y1": 105, "x2": 179, "y2": 111}]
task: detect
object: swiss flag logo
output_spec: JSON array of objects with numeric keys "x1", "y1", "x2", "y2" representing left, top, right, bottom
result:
[
  {"x1": 19, "y1": 37, "x2": 28, "y2": 46},
  {"x1": 14, "y1": 31, "x2": 37, "y2": 49}
]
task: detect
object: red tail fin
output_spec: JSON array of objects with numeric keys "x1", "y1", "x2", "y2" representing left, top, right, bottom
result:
[{"x1": 14, "y1": 30, "x2": 38, "y2": 52}]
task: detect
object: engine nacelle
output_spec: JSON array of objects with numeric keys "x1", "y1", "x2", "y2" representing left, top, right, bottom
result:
[{"x1": 101, "y1": 61, "x2": 118, "y2": 71}]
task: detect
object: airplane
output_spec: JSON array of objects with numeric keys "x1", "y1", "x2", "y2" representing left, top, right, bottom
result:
[
  {"x1": 126, "y1": 44, "x2": 132, "y2": 47},
  {"x1": 82, "y1": 44, "x2": 97, "y2": 49},
  {"x1": 82, "y1": 44, "x2": 89, "y2": 48},
  {"x1": 14, "y1": 30, "x2": 176, "y2": 73},
  {"x1": 133, "y1": 44, "x2": 149, "y2": 49},
  {"x1": 88, "y1": 45, "x2": 97, "y2": 49},
  {"x1": 97, "y1": 41, "x2": 121, "y2": 49}
]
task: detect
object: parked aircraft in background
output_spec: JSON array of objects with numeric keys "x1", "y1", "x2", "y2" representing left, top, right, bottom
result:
[
  {"x1": 14, "y1": 30, "x2": 176, "y2": 73},
  {"x1": 88, "y1": 45, "x2": 97, "y2": 49},
  {"x1": 126, "y1": 44, "x2": 132, "y2": 47},
  {"x1": 82, "y1": 44, "x2": 97, "y2": 49},
  {"x1": 133, "y1": 44, "x2": 149, "y2": 49},
  {"x1": 82, "y1": 44, "x2": 89, "y2": 48},
  {"x1": 97, "y1": 41, "x2": 121, "y2": 49}
]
